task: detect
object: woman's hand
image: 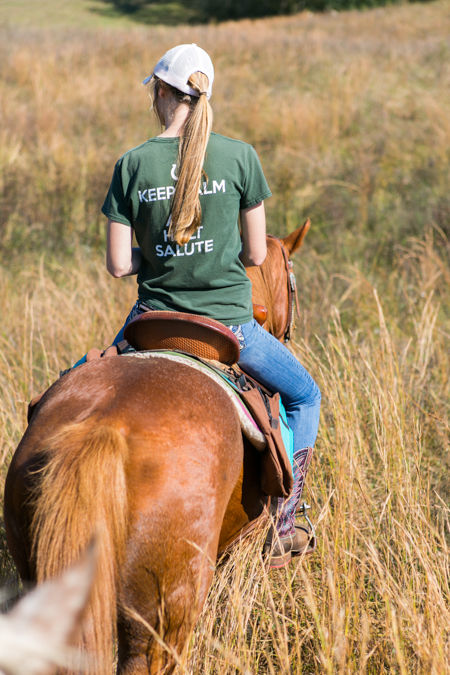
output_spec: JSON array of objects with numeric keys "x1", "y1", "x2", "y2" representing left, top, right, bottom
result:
[
  {"x1": 239, "y1": 202, "x2": 267, "y2": 267},
  {"x1": 106, "y1": 220, "x2": 142, "y2": 277}
]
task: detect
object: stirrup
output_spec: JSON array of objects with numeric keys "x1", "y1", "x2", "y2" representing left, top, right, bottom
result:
[{"x1": 293, "y1": 501, "x2": 317, "y2": 555}]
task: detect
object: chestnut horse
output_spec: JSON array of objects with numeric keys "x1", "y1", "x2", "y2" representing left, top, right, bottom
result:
[{"x1": 4, "y1": 222, "x2": 309, "y2": 675}]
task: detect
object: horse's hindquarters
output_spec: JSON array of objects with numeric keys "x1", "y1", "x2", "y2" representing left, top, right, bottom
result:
[{"x1": 5, "y1": 356, "x2": 245, "y2": 674}]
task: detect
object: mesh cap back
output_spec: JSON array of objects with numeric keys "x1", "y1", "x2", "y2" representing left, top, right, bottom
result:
[{"x1": 143, "y1": 44, "x2": 214, "y2": 100}]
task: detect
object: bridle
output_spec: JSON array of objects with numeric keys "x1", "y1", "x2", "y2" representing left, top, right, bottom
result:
[{"x1": 267, "y1": 235, "x2": 301, "y2": 344}]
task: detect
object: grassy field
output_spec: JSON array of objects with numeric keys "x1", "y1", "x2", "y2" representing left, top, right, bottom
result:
[
  {"x1": 0, "y1": 0, "x2": 202, "y2": 28},
  {"x1": 0, "y1": 0, "x2": 139, "y2": 28},
  {"x1": 1, "y1": 1, "x2": 450, "y2": 265},
  {"x1": 1, "y1": 0, "x2": 450, "y2": 672}
]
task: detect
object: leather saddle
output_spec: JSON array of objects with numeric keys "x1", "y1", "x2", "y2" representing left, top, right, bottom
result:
[
  {"x1": 123, "y1": 303, "x2": 268, "y2": 366},
  {"x1": 123, "y1": 311, "x2": 241, "y2": 366}
]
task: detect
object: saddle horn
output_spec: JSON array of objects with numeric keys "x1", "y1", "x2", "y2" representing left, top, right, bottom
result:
[{"x1": 253, "y1": 304, "x2": 268, "y2": 326}]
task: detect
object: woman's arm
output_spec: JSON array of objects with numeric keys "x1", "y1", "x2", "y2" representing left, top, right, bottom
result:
[
  {"x1": 106, "y1": 220, "x2": 142, "y2": 278},
  {"x1": 239, "y1": 202, "x2": 267, "y2": 267}
]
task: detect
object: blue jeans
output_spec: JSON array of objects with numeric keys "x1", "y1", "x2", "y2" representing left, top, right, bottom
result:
[
  {"x1": 236, "y1": 320, "x2": 321, "y2": 451},
  {"x1": 111, "y1": 300, "x2": 144, "y2": 346}
]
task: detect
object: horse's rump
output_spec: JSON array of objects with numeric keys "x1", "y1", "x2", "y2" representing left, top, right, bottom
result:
[{"x1": 5, "y1": 355, "x2": 265, "y2": 673}]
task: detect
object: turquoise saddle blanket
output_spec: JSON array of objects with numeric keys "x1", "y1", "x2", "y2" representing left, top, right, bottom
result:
[{"x1": 278, "y1": 399, "x2": 294, "y2": 471}]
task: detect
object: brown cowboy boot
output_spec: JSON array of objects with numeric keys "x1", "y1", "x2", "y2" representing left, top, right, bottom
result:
[
  {"x1": 264, "y1": 520, "x2": 315, "y2": 568},
  {"x1": 291, "y1": 523, "x2": 315, "y2": 556},
  {"x1": 263, "y1": 526, "x2": 293, "y2": 568}
]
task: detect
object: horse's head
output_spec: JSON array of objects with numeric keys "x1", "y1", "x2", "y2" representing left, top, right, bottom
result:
[{"x1": 248, "y1": 219, "x2": 310, "y2": 342}]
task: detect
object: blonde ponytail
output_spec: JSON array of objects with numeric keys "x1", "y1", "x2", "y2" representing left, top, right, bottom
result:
[{"x1": 150, "y1": 72, "x2": 213, "y2": 246}]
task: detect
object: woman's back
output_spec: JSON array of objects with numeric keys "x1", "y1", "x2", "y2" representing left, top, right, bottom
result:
[{"x1": 102, "y1": 132, "x2": 271, "y2": 324}]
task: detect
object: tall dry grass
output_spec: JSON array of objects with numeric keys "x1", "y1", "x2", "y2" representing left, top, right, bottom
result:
[
  {"x1": 1, "y1": 1, "x2": 450, "y2": 672},
  {"x1": 191, "y1": 227, "x2": 450, "y2": 674},
  {"x1": 1, "y1": 227, "x2": 449, "y2": 672}
]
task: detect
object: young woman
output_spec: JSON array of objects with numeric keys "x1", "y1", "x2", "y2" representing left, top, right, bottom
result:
[{"x1": 101, "y1": 43, "x2": 321, "y2": 567}]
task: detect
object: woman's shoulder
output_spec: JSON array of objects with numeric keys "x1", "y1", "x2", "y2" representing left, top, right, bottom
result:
[
  {"x1": 115, "y1": 137, "x2": 177, "y2": 167},
  {"x1": 208, "y1": 133, "x2": 258, "y2": 163},
  {"x1": 208, "y1": 132, "x2": 253, "y2": 150}
]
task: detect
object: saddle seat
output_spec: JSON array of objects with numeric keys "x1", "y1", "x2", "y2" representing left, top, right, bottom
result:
[{"x1": 123, "y1": 311, "x2": 241, "y2": 366}]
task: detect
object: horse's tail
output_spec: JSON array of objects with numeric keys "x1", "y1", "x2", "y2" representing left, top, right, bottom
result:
[{"x1": 31, "y1": 422, "x2": 129, "y2": 674}]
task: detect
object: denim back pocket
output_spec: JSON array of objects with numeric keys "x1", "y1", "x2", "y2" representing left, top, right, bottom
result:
[{"x1": 229, "y1": 324, "x2": 246, "y2": 351}]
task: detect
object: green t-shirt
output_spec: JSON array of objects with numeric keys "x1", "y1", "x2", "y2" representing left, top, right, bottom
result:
[{"x1": 101, "y1": 132, "x2": 272, "y2": 325}]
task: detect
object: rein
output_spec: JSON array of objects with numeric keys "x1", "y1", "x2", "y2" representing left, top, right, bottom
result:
[{"x1": 267, "y1": 235, "x2": 301, "y2": 343}]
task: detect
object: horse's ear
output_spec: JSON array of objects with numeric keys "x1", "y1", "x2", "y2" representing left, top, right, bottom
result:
[{"x1": 281, "y1": 219, "x2": 311, "y2": 256}]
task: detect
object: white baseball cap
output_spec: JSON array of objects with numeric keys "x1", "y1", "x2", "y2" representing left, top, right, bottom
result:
[{"x1": 143, "y1": 43, "x2": 214, "y2": 100}]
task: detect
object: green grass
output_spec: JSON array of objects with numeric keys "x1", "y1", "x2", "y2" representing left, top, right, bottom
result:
[
  {"x1": 1, "y1": 0, "x2": 434, "y2": 30},
  {"x1": 0, "y1": 0, "x2": 136, "y2": 29},
  {"x1": 0, "y1": 0, "x2": 204, "y2": 28}
]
